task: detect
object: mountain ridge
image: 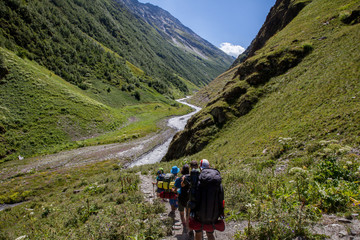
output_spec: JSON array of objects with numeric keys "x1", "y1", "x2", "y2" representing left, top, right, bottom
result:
[{"x1": 117, "y1": 0, "x2": 233, "y2": 63}]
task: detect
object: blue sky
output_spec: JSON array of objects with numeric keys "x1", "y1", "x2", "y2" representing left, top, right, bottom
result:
[{"x1": 138, "y1": 0, "x2": 276, "y2": 57}]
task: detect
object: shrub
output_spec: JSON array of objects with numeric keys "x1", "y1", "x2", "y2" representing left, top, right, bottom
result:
[
  {"x1": 302, "y1": 42, "x2": 314, "y2": 54},
  {"x1": 134, "y1": 90, "x2": 141, "y2": 101},
  {"x1": 314, "y1": 156, "x2": 353, "y2": 183}
]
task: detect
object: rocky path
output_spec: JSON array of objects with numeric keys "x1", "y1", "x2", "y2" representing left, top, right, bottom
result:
[
  {"x1": 139, "y1": 174, "x2": 360, "y2": 240},
  {"x1": 139, "y1": 174, "x2": 247, "y2": 240}
]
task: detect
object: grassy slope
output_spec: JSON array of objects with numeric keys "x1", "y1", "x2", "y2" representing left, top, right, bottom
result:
[
  {"x1": 182, "y1": 0, "x2": 360, "y2": 237},
  {"x1": 0, "y1": 47, "x2": 191, "y2": 161},
  {"x1": 188, "y1": 66, "x2": 239, "y2": 108},
  {"x1": 0, "y1": 0, "x2": 229, "y2": 93},
  {"x1": 192, "y1": 0, "x2": 360, "y2": 160},
  {"x1": 0, "y1": 160, "x2": 171, "y2": 240}
]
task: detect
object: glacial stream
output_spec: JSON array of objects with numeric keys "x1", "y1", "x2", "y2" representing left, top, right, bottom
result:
[{"x1": 128, "y1": 97, "x2": 201, "y2": 168}]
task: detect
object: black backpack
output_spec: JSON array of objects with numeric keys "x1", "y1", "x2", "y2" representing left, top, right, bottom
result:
[
  {"x1": 194, "y1": 168, "x2": 224, "y2": 224},
  {"x1": 186, "y1": 169, "x2": 200, "y2": 210},
  {"x1": 178, "y1": 175, "x2": 190, "y2": 207}
]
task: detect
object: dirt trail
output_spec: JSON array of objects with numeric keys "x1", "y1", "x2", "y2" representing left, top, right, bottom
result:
[
  {"x1": 139, "y1": 174, "x2": 360, "y2": 240},
  {"x1": 139, "y1": 174, "x2": 247, "y2": 240}
]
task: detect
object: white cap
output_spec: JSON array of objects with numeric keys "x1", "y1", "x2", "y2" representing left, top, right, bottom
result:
[{"x1": 200, "y1": 159, "x2": 210, "y2": 169}]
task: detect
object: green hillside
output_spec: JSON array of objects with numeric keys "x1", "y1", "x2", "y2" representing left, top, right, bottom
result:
[
  {"x1": 0, "y1": 47, "x2": 191, "y2": 161},
  {"x1": 0, "y1": 0, "x2": 230, "y2": 95},
  {"x1": 164, "y1": 0, "x2": 360, "y2": 237},
  {"x1": 0, "y1": 0, "x2": 235, "y2": 161},
  {"x1": 167, "y1": 0, "x2": 360, "y2": 164}
]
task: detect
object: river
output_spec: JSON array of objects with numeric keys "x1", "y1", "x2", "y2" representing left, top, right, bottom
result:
[
  {"x1": 128, "y1": 97, "x2": 201, "y2": 167},
  {"x1": 0, "y1": 97, "x2": 200, "y2": 211}
]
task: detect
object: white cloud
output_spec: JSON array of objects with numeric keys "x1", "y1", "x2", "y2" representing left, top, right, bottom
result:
[{"x1": 219, "y1": 42, "x2": 245, "y2": 58}]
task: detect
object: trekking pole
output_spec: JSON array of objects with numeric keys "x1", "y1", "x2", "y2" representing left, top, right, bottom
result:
[{"x1": 152, "y1": 183, "x2": 155, "y2": 198}]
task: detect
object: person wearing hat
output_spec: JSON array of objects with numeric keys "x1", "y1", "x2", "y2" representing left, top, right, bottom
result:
[
  {"x1": 199, "y1": 159, "x2": 210, "y2": 170},
  {"x1": 191, "y1": 159, "x2": 224, "y2": 240},
  {"x1": 168, "y1": 165, "x2": 180, "y2": 217},
  {"x1": 196, "y1": 159, "x2": 214, "y2": 240},
  {"x1": 152, "y1": 168, "x2": 165, "y2": 199},
  {"x1": 184, "y1": 160, "x2": 201, "y2": 238}
]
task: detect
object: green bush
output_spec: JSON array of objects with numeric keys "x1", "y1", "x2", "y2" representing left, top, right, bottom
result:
[{"x1": 314, "y1": 156, "x2": 354, "y2": 183}]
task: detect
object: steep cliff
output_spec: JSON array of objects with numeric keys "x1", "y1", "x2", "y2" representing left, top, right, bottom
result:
[{"x1": 231, "y1": 0, "x2": 311, "y2": 68}]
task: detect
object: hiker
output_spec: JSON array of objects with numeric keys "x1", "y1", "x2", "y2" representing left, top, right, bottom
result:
[
  {"x1": 174, "y1": 164, "x2": 190, "y2": 233},
  {"x1": 189, "y1": 159, "x2": 225, "y2": 240},
  {"x1": 152, "y1": 167, "x2": 165, "y2": 199},
  {"x1": 182, "y1": 160, "x2": 200, "y2": 238},
  {"x1": 168, "y1": 165, "x2": 180, "y2": 217}
]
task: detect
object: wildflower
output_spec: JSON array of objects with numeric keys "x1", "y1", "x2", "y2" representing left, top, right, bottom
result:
[
  {"x1": 15, "y1": 236, "x2": 27, "y2": 240},
  {"x1": 245, "y1": 203, "x2": 254, "y2": 208}
]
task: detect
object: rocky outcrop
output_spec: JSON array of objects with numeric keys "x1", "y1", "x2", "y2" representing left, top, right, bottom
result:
[
  {"x1": 0, "y1": 57, "x2": 8, "y2": 82},
  {"x1": 231, "y1": 0, "x2": 312, "y2": 68},
  {"x1": 341, "y1": 6, "x2": 360, "y2": 25}
]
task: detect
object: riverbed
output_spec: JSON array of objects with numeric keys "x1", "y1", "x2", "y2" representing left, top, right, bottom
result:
[
  {"x1": 128, "y1": 97, "x2": 201, "y2": 167},
  {"x1": 0, "y1": 97, "x2": 200, "y2": 211},
  {"x1": 0, "y1": 97, "x2": 200, "y2": 181}
]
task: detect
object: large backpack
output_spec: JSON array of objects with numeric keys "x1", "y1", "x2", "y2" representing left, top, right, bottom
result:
[
  {"x1": 194, "y1": 168, "x2": 224, "y2": 224},
  {"x1": 157, "y1": 173, "x2": 165, "y2": 182},
  {"x1": 156, "y1": 173, "x2": 165, "y2": 192},
  {"x1": 186, "y1": 169, "x2": 200, "y2": 210},
  {"x1": 158, "y1": 173, "x2": 176, "y2": 199},
  {"x1": 178, "y1": 176, "x2": 190, "y2": 207}
]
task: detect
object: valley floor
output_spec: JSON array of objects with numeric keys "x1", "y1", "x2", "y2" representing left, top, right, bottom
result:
[{"x1": 0, "y1": 121, "x2": 176, "y2": 181}]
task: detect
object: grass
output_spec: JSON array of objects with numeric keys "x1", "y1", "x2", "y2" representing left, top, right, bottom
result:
[
  {"x1": 0, "y1": 46, "x2": 192, "y2": 239},
  {"x1": 0, "y1": 160, "x2": 172, "y2": 239},
  {"x1": 0, "y1": 47, "x2": 192, "y2": 161},
  {"x1": 1, "y1": 0, "x2": 360, "y2": 239},
  {"x1": 179, "y1": 0, "x2": 360, "y2": 238}
]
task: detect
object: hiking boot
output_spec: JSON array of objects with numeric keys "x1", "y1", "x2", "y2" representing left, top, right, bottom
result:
[
  {"x1": 168, "y1": 210, "x2": 175, "y2": 218},
  {"x1": 188, "y1": 230, "x2": 194, "y2": 240},
  {"x1": 182, "y1": 223, "x2": 188, "y2": 234}
]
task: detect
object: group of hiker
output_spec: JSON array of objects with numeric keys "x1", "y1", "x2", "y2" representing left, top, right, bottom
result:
[{"x1": 153, "y1": 159, "x2": 225, "y2": 240}]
